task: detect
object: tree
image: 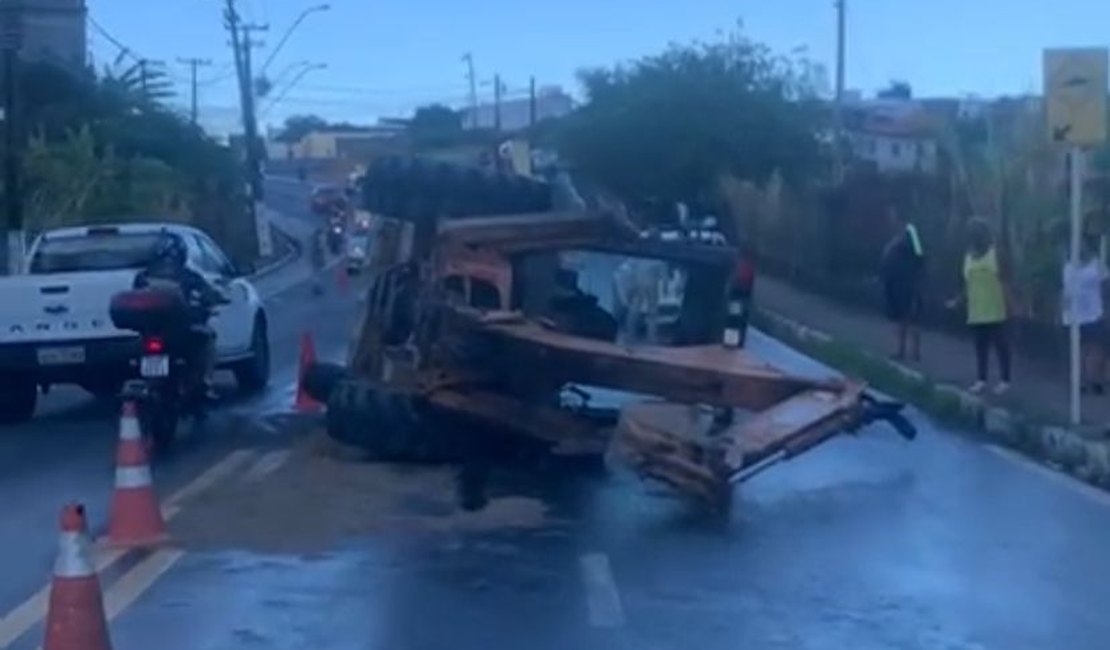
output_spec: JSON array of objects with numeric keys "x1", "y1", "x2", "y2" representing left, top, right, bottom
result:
[
  {"x1": 406, "y1": 103, "x2": 467, "y2": 148},
  {"x1": 276, "y1": 114, "x2": 328, "y2": 143},
  {"x1": 878, "y1": 80, "x2": 913, "y2": 100},
  {"x1": 7, "y1": 61, "x2": 239, "y2": 230},
  {"x1": 553, "y1": 27, "x2": 825, "y2": 215}
]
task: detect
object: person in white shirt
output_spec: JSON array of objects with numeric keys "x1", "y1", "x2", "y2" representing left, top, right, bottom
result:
[
  {"x1": 1062, "y1": 233, "x2": 1109, "y2": 394},
  {"x1": 612, "y1": 258, "x2": 667, "y2": 342}
]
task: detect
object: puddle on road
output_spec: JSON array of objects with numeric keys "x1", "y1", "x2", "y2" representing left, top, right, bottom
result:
[{"x1": 170, "y1": 432, "x2": 558, "y2": 553}]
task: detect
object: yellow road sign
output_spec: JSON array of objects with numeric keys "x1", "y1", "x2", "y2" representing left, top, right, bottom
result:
[{"x1": 1045, "y1": 48, "x2": 1108, "y2": 145}]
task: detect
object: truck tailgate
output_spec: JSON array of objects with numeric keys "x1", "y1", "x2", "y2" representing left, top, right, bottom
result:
[{"x1": 0, "y1": 270, "x2": 139, "y2": 344}]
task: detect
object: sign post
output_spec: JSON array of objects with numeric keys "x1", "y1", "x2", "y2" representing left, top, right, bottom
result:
[
  {"x1": 1044, "y1": 47, "x2": 1109, "y2": 425},
  {"x1": 0, "y1": 5, "x2": 21, "y2": 275}
]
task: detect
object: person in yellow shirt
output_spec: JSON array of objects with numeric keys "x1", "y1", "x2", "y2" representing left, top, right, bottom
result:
[{"x1": 947, "y1": 218, "x2": 1011, "y2": 394}]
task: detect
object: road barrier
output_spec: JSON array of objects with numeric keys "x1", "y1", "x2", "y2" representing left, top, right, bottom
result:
[
  {"x1": 107, "y1": 402, "x2": 168, "y2": 548},
  {"x1": 43, "y1": 504, "x2": 112, "y2": 650},
  {"x1": 295, "y1": 332, "x2": 323, "y2": 413}
]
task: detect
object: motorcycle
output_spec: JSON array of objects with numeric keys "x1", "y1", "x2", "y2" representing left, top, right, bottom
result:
[
  {"x1": 326, "y1": 214, "x2": 345, "y2": 255},
  {"x1": 109, "y1": 286, "x2": 218, "y2": 451}
]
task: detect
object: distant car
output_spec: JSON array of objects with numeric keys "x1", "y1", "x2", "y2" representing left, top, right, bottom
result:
[
  {"x1": 0, "y1": 223, "x2": 270, "y2": 424},
  {"x1": 310, "y1": 185, "x2": 348, "y2": 216}
]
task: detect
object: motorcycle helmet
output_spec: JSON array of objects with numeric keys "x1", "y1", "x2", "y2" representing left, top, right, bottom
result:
[{"x1": 152, "y1": 232, "x2": 187, "y2": 268}]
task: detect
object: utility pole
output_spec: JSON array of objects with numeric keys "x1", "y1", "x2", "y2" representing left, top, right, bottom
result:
[
  {"x1": 833, "y1": 0, "x2": 847, "y2": 182},
  {"x1": 1, "y1": 2, "x2": 22, "y2": 274},
  {"x1": 462, "y1": 52, "x2": 477, "y2": 128},
  {"x1": 529, "y1": 76, "x2": 536, "y2": 128},
  {"x1": 493, "y1": 73, "x2": 502, "y2": 132},
  {"x1": 177, "y1": 57, "x2": 212, "y2": 125},
  {"x1": 224, "y1": 0, "x2": 272, "y2": 257}
]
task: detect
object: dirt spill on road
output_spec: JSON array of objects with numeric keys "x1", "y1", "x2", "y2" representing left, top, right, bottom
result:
[{"x1": 170, "y1": 433, "x2": 557, "y2": 553}]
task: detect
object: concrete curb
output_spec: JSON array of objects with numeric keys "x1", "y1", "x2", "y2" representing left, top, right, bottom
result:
[
  {"x1": 248, "y1": 226, "x2": 299, "y2": 281},
  {"x1": 754, "y1": 308, "x2": 1110, "y2": 490}
]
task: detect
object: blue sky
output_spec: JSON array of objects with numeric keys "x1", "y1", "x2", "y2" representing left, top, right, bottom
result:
[{"x1": 85, "y1": 0, "x2": 1110, "y2": 135}]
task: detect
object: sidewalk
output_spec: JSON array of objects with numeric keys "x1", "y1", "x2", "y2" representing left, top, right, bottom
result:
[{"x1": 756, "y1": 274, "x2": 1110, "y2": 430}]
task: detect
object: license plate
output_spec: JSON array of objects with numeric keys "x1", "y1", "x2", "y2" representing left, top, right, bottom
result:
[
  {"x1": 36, "y1": 346, "x2": 85, "y2": 366},
  {"x1": 140, "y1": 355, "x2": 170, "y2": 378}
]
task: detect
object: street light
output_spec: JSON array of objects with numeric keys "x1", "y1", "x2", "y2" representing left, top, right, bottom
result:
[
  {"x1": 256, "y1": 59, "x2": 310, "y2": 97},
  {"x1": 261, "y1": 4, "x2": 330, "y2": 74},
  {"x1": 262, "y1": 62, "x2": 327, "y2": 117}
]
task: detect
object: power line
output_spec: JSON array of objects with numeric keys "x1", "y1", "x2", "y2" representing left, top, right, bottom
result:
[
  {"x1": 87, "y1": 15, "x2": 140, "y2": 64},
  {"x1": 287, "y1": 82, "x2": 471, "y2": 97}
]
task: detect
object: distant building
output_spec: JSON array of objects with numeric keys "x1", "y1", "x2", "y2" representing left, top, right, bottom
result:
[
  {"x1": 843, "y1": 98, "x2": 939, "y2": 174},
  {"x1": 6, "y1": 0, "x2": 87, "y2": 71},
  {"x1": 461, "y1": 86, "x2": 575, "y2": 132},
  {"x1": 289, "y1": 126, "x2": 405, "y2": 160}
]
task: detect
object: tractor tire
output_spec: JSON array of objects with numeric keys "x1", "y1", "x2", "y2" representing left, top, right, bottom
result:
[{"x1": 325, "y1": 378, "x2": 462, "y2": 463}]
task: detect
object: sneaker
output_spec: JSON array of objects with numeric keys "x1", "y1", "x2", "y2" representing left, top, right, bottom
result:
[
  {"x1": 968, "y1": 381, "x2": 987, "y2": 393},
  {"x1": 993, "y1": 382, "x2": 1011, "y2": 396}
]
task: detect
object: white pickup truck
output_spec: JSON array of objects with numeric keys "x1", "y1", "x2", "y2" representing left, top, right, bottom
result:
[{"x1": 0, "y1": 222, "x2": 271, "y2": 424}]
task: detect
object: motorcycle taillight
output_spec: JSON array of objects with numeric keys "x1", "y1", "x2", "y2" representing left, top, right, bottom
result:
[{"x1": 143, "y1": 336, "x2": 165, "y2": 354}]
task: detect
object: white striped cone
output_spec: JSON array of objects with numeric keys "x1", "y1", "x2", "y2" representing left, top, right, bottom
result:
[
  {"x1": 44, "y1": 504, "x2": 112, "y2": 650},
  {"x1": 118, "y1": 401, "x2": 142, "y2": 443},
  {"x1": 107, "y1": 407, "x2": 167, "y2": 548}
]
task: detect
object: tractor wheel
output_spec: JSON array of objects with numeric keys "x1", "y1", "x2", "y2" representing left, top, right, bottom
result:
[{"x1": 325, "y1": 379, "x2": 462, "y2": 463}]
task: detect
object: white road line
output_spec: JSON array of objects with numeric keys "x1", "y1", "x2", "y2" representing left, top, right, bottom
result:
[
  {"x1": 0, "y1": 545, "x2": 128, "y2": 647},
  {"x1": 0, "y1": 449, "x2": 256, "y2": 649},
  {"x1": 102, "y1": 549, "x2": 184, "y2": 621},
  {"x1": 29, "y1": 550, "x2": 186, "y2": 650},
  {"x1": 986, "y1": 444, "x2": 1110, "y2": 508},
  {"x1": 164, "y1": 449, "x2": 259, "y2": 509},
  {"x1": 242, "y1": 450, "x2": 291, "y2": 483},
  {"x1": 580, "y1": 553, "x2": 625, "y2": 628}
]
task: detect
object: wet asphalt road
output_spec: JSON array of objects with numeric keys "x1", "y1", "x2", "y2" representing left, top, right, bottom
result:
[
  {"x1": 91, "y1": 331, "x2": 1110, "y2": 650},
  {"x1": 5, "y1": 189, "x2": 1110, "y2": 649},
  {"x1": 0, "y1": 179, "x2": 363, "y2": 645}
]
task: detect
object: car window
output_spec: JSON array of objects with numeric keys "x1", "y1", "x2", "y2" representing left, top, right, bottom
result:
[
  {"x1": 29, "y1": 232, "x2": 162, "y2": 274},
  {"x1": 195, "y1": 234, "x2": 233, "y2": 276},
  {"x1": 190, "y1": 235, "x2": 224, "y2": 275}
]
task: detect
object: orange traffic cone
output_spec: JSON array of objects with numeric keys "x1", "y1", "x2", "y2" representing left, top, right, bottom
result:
[
  {"x1": 43, "y1": 504, "x2": 112, "y2": 650},
  {"x1": 294, "y1": 332, "x2": 322, "y2": 413},
  {"x1": 107, "y1": 402, "x2": 167, "y2": 548},
  {"x1": 336, "y1": 265, "x2": 349, "y2": 293}
]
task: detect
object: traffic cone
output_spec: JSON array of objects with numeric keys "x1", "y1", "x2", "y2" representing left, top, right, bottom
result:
[
  {"x1": 295, "y1": 332, "x2": 323, "y2": 413},
  {"x1": 107, "y1": 402, "x2": 167, "y2": 548},
  {"x1": 43, "y1": 504, "x2": 112, "y2": 650},
  {"x1": 336, "y1": 265, "x2": 349, "y2": 293}
]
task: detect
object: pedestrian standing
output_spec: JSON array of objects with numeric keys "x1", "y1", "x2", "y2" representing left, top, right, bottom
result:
[
  {"x1": 880, "y1": 205, "x2": 926, "y2": 361},
  {"x1": 1062, "y1": 232, "x2": 1109, "y2": 394},
  {"x1": 947, "y1": 218, "x2": 1012, "y2": 394}
]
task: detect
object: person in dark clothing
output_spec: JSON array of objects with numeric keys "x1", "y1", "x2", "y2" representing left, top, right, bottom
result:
[
  {"x1": 880, "y1": 206, "x2": 926, "y2": 361},
  {"x1": 134, "y1": 233, "x2": 227, "y2": 400}
]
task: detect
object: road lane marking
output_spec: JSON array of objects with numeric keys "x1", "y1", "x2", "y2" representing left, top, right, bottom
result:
[
  {"x1": 0, "y1": 449, "x2": 256, "y2": 649},
  {"x1": 0, "y1": 545, "x2": 127, "y2": 648},
  {"x1": 29, "y1": 550, "x2": 186, "y2": 650},
  {"x1": 103, "y1": 549, "x2": 184, "y2": 621},
  {"x1": 242, "y1": 450, "x2": 291, "y2": 483},
  {"x1": 580, "y1": 553, "x2": 625, "y2": 628},
  {"x1": 986, "y1": 445, "x2": 1110, "y2": 508},
  {"x1": 163, "y1": 449, "x2": 259, "y2": 514}
]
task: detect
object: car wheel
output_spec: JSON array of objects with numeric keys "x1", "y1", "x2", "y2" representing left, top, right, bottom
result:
[
  {"x1": 0, "y1": 376, "x2": 37, "y2": 425},
  {"x1": 233, "y1": 315, "x2": 270, "y2": 393}
]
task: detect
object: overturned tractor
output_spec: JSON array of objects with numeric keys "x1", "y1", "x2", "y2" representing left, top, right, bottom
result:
[{"x1": 305, "y1": 158, "x2": 915, "y2": 509}]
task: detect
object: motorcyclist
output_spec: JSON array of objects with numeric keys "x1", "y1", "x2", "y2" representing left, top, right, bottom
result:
[{"x1": 134, "y1": 233, "x2": 227, "y2": 406}]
